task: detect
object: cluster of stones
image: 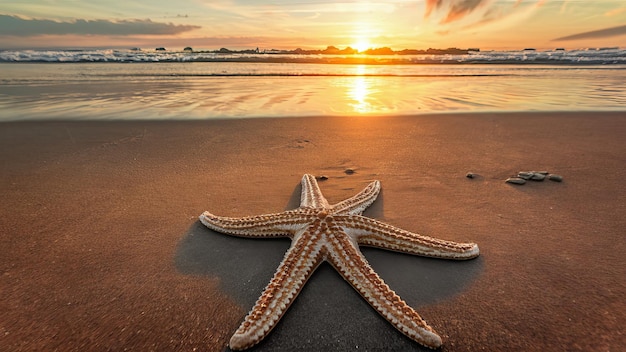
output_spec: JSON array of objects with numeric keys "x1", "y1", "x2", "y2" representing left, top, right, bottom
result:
[{"x1": 506, "y1": 171, "x2": 563, "y2": 185}]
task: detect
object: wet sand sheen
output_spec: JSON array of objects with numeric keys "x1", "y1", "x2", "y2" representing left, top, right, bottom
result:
[{"x1": 2, "y1": 63, "x2": 626, "y2": 120}]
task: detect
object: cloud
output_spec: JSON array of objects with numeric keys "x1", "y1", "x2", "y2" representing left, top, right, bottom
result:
[
  {"x1": 442, "y1": 0, "x2": 488, "y2": 24},
  {"x1": 553, "y1": 24, "x2": 626, "y2": 41},
  {"x1": 424, "y1": 0, "x2": 546, "y2": 26},
  {"x1": 424, "y1": 0, "x2": 443, "y2": 18},
  {"x1": 0, "y1": 15, "x2": 200, "y2": 36},
  {"x1": 425, "y1": 0, "x2": 490, "y2": 23},
  {"x1": 605, "y1": 7, "x2": 626, "y2": 17}
]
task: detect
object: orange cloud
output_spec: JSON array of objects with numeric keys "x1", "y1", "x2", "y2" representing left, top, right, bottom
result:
[
  {"x1": 442, "y1": 0, "x2": 488, "y2": 24},
  {"x1": 605, "y1": 7, "x2": 626, "y2": 17},
  {"x1": 425, "y1": 0, "x2": 489, "y2": 23},
  {"x1": 424, "y1": 0, "x2": 442, "y2": 18},
  {"x1": 424, "y1": 0, "x2": 544, "y2": 26}
]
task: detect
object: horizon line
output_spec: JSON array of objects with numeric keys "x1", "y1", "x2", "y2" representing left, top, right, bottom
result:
[{"x1": 2, "y1": 44, "x2": 624, "y2": 52}]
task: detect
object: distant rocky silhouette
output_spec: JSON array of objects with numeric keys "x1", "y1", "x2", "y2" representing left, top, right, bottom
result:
[{"x1": 204, "y1": 45, "x2": 472, "y2": 56}]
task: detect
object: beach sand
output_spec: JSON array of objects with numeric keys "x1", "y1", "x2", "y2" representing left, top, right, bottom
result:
[{"x1": 1, "y1": 112, "x2": 625, "y2": 351}]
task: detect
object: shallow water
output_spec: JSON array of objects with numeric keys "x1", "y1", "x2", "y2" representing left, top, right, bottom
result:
[{"x1": 1, "y1": 62, "x2": 625, "y2": 120}]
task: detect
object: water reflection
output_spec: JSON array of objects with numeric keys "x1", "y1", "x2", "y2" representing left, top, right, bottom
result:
[
  {"x1": 346, "y1": 65, "x2": 374, "y2": 114},
  {"x1": 348, "y1": 76, "x2": 372, "y2": 113},
  {"x1": 2, "y1": 63, "x2": 624, "y2": 121}
]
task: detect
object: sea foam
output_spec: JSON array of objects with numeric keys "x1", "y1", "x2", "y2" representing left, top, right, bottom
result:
[{"x1": 1, "y1": 48, "x2": 626, "y2": 65}]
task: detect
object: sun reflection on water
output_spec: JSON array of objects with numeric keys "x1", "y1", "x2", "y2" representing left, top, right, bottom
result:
[
  {"x1": 4, "y1": 62, "x2": 619, "y2": 121},
  {"x1": 349, "y1": 76, "x2": 373, "y2": 113},
  {"x1": 348, "y1": 65, "x2": 375, "y2": 114}
]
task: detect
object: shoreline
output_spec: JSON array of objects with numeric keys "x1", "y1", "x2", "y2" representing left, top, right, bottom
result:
[
  {"x1": 3, "y1": 61, "x2": 625, "y2": 121},
  {"x1": 1, "y1": 112, "x2": 625, "y2": 351},
  {"x1": 3, "y1": 109, "x2": 626, "y2": 123}
]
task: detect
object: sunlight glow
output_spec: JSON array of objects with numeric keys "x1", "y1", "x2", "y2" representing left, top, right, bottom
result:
[
  {"x1": 348, "y1": 76, "x2": 372, "y2": 113},
  {"x1": 350, "y1": 19, "x2": 377, "y2": 53},
  {"x1": 344, "y1": 67, "x2": 390, "y2": 114},
  {"x1": 353, "y1": 39, "x2": 371, "y2": 53},
  {"x1": 0, "y1": 1, "x2": 621, "y2": 51}
]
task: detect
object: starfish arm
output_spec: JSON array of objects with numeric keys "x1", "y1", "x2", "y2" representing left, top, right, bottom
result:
[
  {"x1": 345, "y1": 216, "x2": 480, "y2": 260},
  {"x1": 325, "y1": 228, "x2": 443, "y2": 349},
  {"x1": 299, "y1": 174, "x2": 330, "y2": 209},
  {"x1": 330, "y1": 180, "x2": 381, "y2": 215},
  {"x1": 199, "y1": 174, "x2": 481, "y2": 349},
  {"x1": 229, "y1": 230, "x2": 325, "y2": 350},
  {"x1": 199, "y1": 210, "x2": 312, "y2": 238}
]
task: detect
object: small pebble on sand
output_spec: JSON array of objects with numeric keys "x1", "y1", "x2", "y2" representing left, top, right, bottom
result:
[
  {"x1": 548, "y1": 174, "x2": 563, "y2": 182},
  {"x1": 506, "y1": 177, "x2": 527, "y2": 185},
  {"x1": 530, "y1": 173, "x2": 546, "y2": 181}
]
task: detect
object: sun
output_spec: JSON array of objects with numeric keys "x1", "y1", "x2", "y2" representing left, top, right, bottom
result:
[{"x1": 353, "y1": 39, "x2": 371, "y2": 53}]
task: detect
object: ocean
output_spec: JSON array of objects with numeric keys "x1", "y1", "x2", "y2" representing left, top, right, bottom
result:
[{"x1": 1, "y1": 48, "x2": 625, "y2": 120}]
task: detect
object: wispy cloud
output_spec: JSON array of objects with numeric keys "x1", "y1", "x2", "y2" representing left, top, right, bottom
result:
[
  {"x1": 423, "y1": 0, "x2": 545, "y2": 33},
  {"x1": 425, "y1": 0, "x2": 490, "y2": 23},
  {"x1": 443, "y1": 0, "x2": 488, "y2": 24},
  {"x1": 424, "y1": 0, "x2": 443, "y2": 18},
  {"x1": 605, "y1": 7, "x2": 626, "y2": 17},
  {"x1": 553, "y1": 24, "x2": 626, "y2": 41},
  {"x1": 0, "y1": 15, "x2": 200, "y2": 36}
]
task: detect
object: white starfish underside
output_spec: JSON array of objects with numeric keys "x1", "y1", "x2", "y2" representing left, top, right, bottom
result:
[{"x1": 200, "y1": 174, "x2": 479, "y2": 350}]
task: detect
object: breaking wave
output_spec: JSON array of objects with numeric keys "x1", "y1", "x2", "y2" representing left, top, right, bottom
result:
[{"x1": 1, "y1": 47, "x2": 626, "y2": 65}]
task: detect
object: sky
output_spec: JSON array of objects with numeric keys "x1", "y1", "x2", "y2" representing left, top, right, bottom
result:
[{"x1": 0, "y1": 0, "x2": 625, "y2": 50}]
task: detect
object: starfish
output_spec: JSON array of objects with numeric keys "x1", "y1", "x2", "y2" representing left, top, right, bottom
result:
[{"x1": 199, "y1": 174, "x2": 479, "y2": 350}]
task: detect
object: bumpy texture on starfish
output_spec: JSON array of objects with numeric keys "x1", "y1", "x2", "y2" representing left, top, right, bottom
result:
[{"x1": 200, "y1": 174, "x2": 479, "y2": 350}]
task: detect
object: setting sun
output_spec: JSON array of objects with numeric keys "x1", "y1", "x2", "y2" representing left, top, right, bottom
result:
[{"x1": 353, "y1": 39, "x2": 371, "y2": 53}]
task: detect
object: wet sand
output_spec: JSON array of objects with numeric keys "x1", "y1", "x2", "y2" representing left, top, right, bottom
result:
[{"x1": 1, "y1": 112, "x2": 625, "y2": 351}]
